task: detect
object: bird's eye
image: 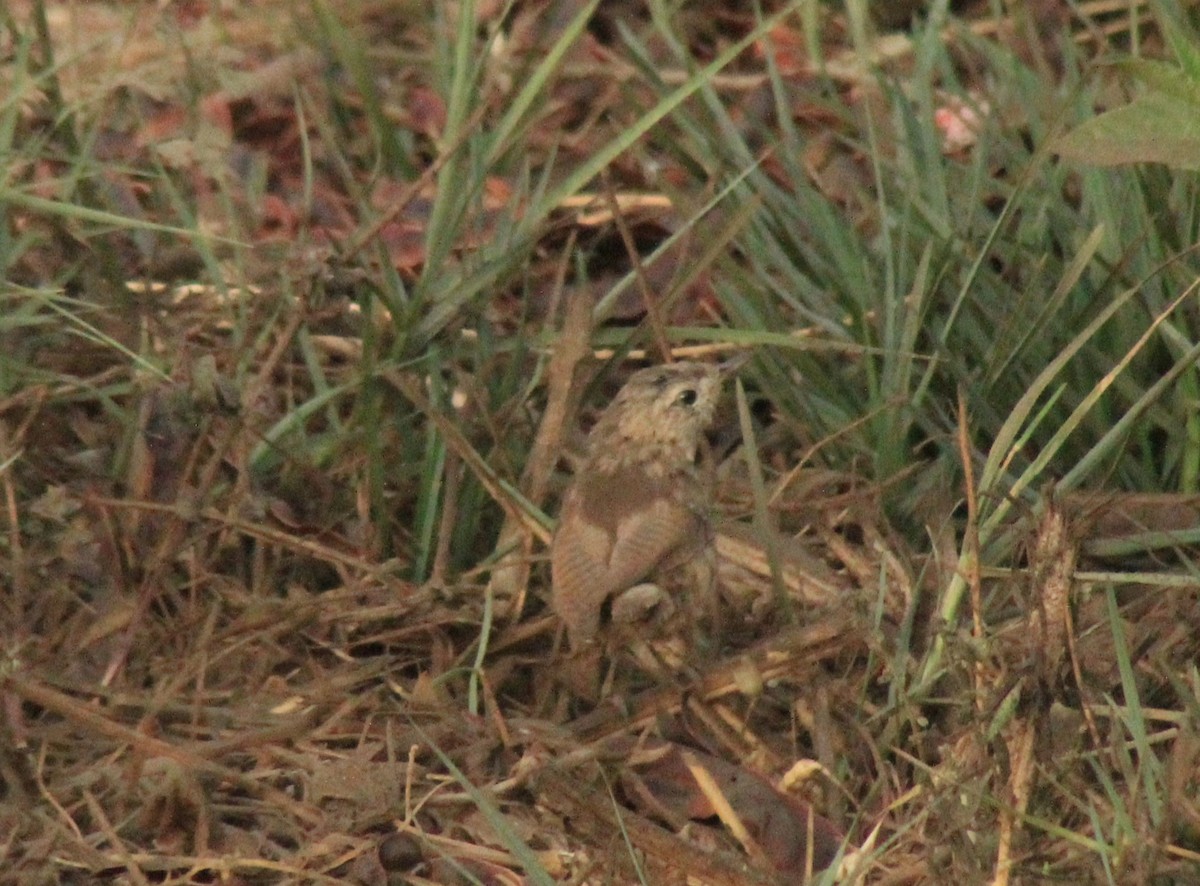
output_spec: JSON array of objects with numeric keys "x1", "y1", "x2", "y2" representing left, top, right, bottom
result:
[{"x1": 677, "y1": 389, "x2": 698, "y2": 407}]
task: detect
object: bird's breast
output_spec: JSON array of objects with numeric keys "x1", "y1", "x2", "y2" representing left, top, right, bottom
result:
[{"x1": 572, "y1": 463, "x2": 694, "y2": 540}]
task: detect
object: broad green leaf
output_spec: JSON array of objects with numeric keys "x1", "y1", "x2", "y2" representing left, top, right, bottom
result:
[
  {"x1": 1054, "y1": 93, "x2": 1200, "y2": 169},
  {"x1": 1117, "y1": 58, "x2": 1200, "y2": 106}
]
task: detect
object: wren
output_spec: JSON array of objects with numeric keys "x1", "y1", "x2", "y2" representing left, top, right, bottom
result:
[{"x1": 551, "y1": 360, "x2": 728, "y2": 650}]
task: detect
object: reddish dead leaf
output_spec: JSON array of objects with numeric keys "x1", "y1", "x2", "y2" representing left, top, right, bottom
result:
[
  {"x1": 200, "y1": 93, "x2": 234, "y2": 138},
  {"x1": 632, "y1": 743, "x2": 846, "y2": 877},
  {"x1": 371, "y1": 176, "x2": 417, "y2": 210},
  {"x1": 26, "y1": 159, "x2": 65, "y2": 202},
  {"x1": 377, "y1": 220, "x2": 428, "y2": 273},
  {"x1": 137, "y1": 104, "x2": 189, "y2": 148},
  {"x1": 170, "y1": 0, "x2": 211, "y2": 30},
  {"x1": 792, "y1": 100, "x2": 847, "y2": 130},
  {"x1": 255, "y1": 192, "x2": 300, "y2": 242},
  {"x1": 755, "y1": 23, "x2": 809, "y2": 77},
  {"x1": 483, "y1": 175, "x2": 515, "y2": 209},
  {"x1": 266, "y1": 497, "x2": 302, "y2": 529},
  {"x1": 475, "y1": 0, "x2": 508, "y2": 22},
  {"x1": 407, "y1": 85, "x2": 447, "y2": 137}
]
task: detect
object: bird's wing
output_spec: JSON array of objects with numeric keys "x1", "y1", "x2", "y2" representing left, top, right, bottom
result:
[
  {"x1": 551, "y1": 489, "x2": 618, "y2": 646},
  {"x1": 551, "y1": 468, "x2": 701, "y2": 647},
  {"x1": 603, "y1": 495, "x2": 698, "y2": 594}
]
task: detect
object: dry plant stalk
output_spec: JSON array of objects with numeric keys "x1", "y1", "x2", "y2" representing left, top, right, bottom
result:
[
  {"x1": 486, "y1": 284, "x2": 593, "y2": 611},
  {"x1": 1028, "y1": 492, "x2": 1077, "y2": 684},
  {"x1": 994, "y1": 493, "x2": 1078, "y2": 885},
  {"x1": 567, "y1": 614, "x2": 857, "y2": 745}
]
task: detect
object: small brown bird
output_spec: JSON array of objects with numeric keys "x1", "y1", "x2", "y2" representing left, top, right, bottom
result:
[{"x1": 551, "y1": 360, "x2": 730, "y2": 650}]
